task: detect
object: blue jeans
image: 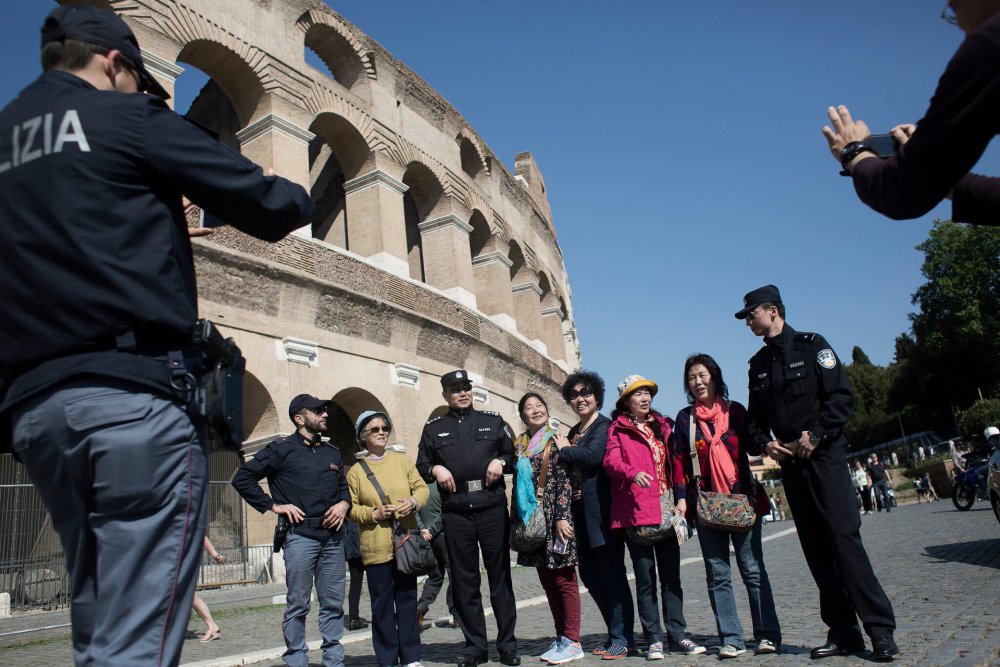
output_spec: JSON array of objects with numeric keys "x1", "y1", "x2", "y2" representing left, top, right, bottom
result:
[
  {"x1": 698, "y1": 518, "x2": 781, "y2": 649},
  {"x1": 11, "y1": 379, "x2": 206, "y2": 667},
  {"x1": 577, "y1": 537, "x2": 634, "y2": 647},
  {"x1": 283, "y1": 531, "x2": 346, "y2": 667},
  {"x1": 626, "y1": 534, "x2": 687, "y2": 646},
  {"x1": 873, "y1": 480, "x2": 892, "y2": 512}
]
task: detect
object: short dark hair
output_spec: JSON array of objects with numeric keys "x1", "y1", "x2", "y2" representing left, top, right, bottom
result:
[
  {"x1": 683, "y1": 353, "x2": 729, "y2": 404},
  {"x1": 561, "y1": 369, "x2": 606, "y2": 409},
  {"x1": 759, "y1": 301, "x2": 785, "y2": 319},
  {"x1": 41, "y1": 38, "x2": 140, "y2": 76},
  {"x1": 517, "y1": 392, "x2": 547, "y2": 422}
]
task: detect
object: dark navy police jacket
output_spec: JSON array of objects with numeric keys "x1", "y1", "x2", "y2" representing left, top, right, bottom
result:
[
  {"x1": 0, "y1": 70, "x2": 315, "y2": 418},
  {"x1": 232, "y1": 432, "x2": 351, "y2": 540}
]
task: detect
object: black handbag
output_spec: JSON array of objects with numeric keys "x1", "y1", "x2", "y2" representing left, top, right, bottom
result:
[
  {"x1": 357, "y1": 459, "x2": 437, "y2": 576},
  {"x1": 510, "y1": 443, "x2": 554, "y2": 553}
]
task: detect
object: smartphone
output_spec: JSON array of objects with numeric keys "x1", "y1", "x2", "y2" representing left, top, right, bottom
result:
[
  {"x1": 868, "y1": 133, "x2": 899, "y2": 158},
  {"x1": 553, "y1": 535, "x2": 568, "y2": 554}
]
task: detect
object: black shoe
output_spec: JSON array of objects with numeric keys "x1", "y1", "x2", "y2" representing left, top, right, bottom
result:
[
  {"x1": 871, "y1": 637, "x2": 899, "y2": 662},
  {"x1": 499, "y1": 651, "x2": 521, "y2": 666},
  {"x1": 346, "y1": 618, "x2": 369, "y2": 631},
  {"x1": 457, "y1": 654, "x2": 488, "y2": 667},
  {"x1": 810, "y1": 641, "x2": 864, "y2": 659}
]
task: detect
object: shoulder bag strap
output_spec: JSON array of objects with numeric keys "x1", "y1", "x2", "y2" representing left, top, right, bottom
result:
[
  {"x1": 689, "y1": 411, "x2": 702, "y2": 482},
  {"x1": 535, "y1": 441, "x2": 553, "y2": 500},
  {"x1": 357, "y1": 459, "x2": 386, "y2": 507}
]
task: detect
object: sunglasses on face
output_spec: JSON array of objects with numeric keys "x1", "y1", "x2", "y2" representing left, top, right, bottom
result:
[
  {"x1": 366, "y1": 426, "x2": 392, "y2": 434},
  {"x1": 448, "y1": 384, "x2": 473, "y2": 394},
  {"x1": 566, "y1": 387, "x2": 594, "y2": 400}
]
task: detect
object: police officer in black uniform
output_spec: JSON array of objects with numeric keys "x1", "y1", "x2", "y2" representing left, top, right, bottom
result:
[
  {"x1": 416, "y1": 370, "x2": 519, "y2": 667},
  {"x1": 0, "y1": 6, "x2": 315, "y2": 666},
  {"x1": 737, "y1": 285, "x2": 898, "y2": 662},
  {"x1": 232, "y1": 395, "x2": 351, "y2": 667}
]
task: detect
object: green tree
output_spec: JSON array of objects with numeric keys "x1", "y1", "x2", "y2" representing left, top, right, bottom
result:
[{"x1": 958, "y1": 398, "x2": 1000, "y2": 443}]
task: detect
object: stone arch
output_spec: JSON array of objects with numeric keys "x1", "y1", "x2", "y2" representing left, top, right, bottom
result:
[
  {"x1": 308, "y1": 112, "x2": 370, "y2": 245},
  {"x1": 457, "y1": 129, "x2": 489, "y2": 183},
  {"x1": 402, "y1": 162, "x2": 446, "y2": 283},
  {"x1": 175, "y1": 39, "x2": 265, "y2": 127},
  {"x1": 538, "y1": 272, "x2": 552, "y2": 300},
  {"x1": 507, "y1": 239, "x2": 532, "y2": 282},
  {"x1": 297, "y1": 9, "x2": 376, "y2": 92},
  {"x1": 428, "y1": 405, "x2": 449, "y2": 420},
  {"x1": 243, "y1": 371, "x2": 279, "y2": 441},
  {"x1": 327, "y1": 388, "x2": 388, "y2": 461},
  {"x1": 468, "y1": 209, "x2": 492, "y2": 258}
]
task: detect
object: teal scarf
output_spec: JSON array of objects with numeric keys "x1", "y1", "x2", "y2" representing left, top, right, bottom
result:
[{"x1": 514, "y1": 426, "x2": 556, "y2": 523}]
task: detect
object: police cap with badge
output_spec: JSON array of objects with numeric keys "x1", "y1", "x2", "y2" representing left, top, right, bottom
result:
[
  {"x1": 440, "y1": 369, "x2": 472, "y2": 389},
  {"x1": 41, "y1": 4, "x2": 170, "y2": 99},
  {"x1": 734, "y1": 284, "x2": 782, "y2": 320}
]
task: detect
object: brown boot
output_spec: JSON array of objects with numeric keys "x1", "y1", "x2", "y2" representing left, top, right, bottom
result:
[{"x1": 418, "y1": 608, "x2": 425, "y2": 631}]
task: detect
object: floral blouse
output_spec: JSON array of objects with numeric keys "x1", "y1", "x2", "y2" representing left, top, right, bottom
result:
[{"x1": 511, "y1": 442, "x2": 577, "y2": 569}]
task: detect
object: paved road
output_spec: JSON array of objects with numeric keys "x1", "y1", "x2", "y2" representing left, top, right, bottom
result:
[{"x1": 1, "y1": 500, "x2": 998, "y2": 666}]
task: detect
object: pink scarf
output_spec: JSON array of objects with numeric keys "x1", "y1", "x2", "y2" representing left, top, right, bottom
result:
[{"x1": 695, "y1": 399, "x2": 737, "y2": 494}]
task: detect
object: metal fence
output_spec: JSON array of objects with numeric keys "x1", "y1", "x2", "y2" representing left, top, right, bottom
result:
[{"x1": 1, "y1": 450, "x2": 267, "y2": 614}]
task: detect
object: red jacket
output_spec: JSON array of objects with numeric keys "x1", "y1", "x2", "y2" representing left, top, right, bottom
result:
[{"x1": 603, "y1": 412, "x2": 675, "y2": 529}]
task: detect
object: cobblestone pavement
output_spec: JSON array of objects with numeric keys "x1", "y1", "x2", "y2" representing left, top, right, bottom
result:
[{"x1": 1, "y1": 500, "x2": 997, "y2": 666}]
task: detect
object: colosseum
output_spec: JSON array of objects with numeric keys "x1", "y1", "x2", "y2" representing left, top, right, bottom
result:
[{"x1": 0, "y1": 0, "x2": 581, "y2": 601}]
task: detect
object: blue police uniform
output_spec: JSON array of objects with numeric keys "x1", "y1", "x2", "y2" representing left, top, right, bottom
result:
[
  {"x1": 232, "y1": 433, "x2": 351, "y2": 667},
  {"x1": 0, "y1": 9, "x2": 315, "y2": 664}
]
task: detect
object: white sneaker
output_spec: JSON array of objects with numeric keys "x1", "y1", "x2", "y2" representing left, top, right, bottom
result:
[
  {"x1": 646, "y1": 642, "x2": 664, "y2": 661},
  {"x1": 674, "y1": 639, "x2": 707, "y2": 656},
  {"x1": 755, "y1": 639, "x2": 778, "y2": 655},
  {"x1": 405, "y1": 663, "x2": 424, "y2": 667},
  {"x1": 718, "y1": 645, "x2": 746, "y2": 659}
]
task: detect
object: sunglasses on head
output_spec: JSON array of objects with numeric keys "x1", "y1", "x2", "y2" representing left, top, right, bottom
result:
[{"x1": 565, "y1": 387, "x2": 594, "y2": 400}]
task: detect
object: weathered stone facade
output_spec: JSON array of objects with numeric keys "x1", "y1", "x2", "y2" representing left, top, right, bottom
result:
[{"x1": 60, "y1": 1, "x2": 581, "y2": 549}]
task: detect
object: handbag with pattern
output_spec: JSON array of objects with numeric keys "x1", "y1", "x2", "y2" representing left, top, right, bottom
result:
[
  {"x1": 625, "y1": 490, "x2": 675, "y2": 545},
  {"x1": 510, "y1": 443, "x2": 553, "y2": 553},
  {"x1": 689, "y1": 413, "x2": 755, "y2": 533}
]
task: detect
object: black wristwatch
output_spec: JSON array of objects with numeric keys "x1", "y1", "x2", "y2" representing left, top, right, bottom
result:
[
  {"x1": 839, "y1": 141, "x2": 874, "y2": 176},
  {"x1": 808, "y1": 432, "x2": 822, "y2": 447}
]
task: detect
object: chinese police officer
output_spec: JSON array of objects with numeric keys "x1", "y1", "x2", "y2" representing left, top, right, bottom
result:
[
  {"x1": 738, "y1": 285, "x2": 898, "y2": 662},
  {"x1": 416, "y1": 370, "x2": 519, "y2": 667},
  {"x1": 0, "y1": 5, "x2": 315, "y2": 666}
]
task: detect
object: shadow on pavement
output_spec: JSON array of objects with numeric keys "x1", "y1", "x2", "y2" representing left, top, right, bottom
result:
[{"x1": 923, "y1": 538, "x2": 1000, "y2": 569}]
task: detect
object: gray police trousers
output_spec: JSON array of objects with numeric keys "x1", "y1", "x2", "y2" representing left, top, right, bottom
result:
[{"x1": 11, "y1": 379, "x2": 207, "y2": 666}]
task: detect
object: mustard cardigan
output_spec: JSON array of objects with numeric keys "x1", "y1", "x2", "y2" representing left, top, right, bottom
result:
[{"x1": 346, "y1": 453, "x2": 429, "y2": 566}]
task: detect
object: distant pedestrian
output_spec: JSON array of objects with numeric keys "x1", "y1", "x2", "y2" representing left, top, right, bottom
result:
[
  {"x1": 852, "y1": 462, "x2": 872, "y2": 514},
  {"x1": 774, "y1": 495, "x2": 785, "y2": 521},
  {"x1": 192, "y1": 537, "x2": 226, "y2": 643},
  {"x1": 868, "y1": 454, "x2": 893, "y2": 514},
  {"x1": 344, "y1": 517, "x2": 369, "y2": 631},
  {"x1": 922, "y1": 473, "x2": 940, "y2": 502}
]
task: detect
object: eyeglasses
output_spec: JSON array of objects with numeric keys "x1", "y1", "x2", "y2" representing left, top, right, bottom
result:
[
  {"x1": 448, "y1": 384, "x2": 473, "y2": 394},
  {"x1": 566, "y1": 387, "x2": 594, "y2": 400},
  {"x1": 745, "y1": 304, "x2": 773, "y2": 323},
  {"x1": 940, "y1": 1, "x2": 958, "y2": 25},
  {"x1": 366, "y1": 425, "x2": 392, "y2": 434}
]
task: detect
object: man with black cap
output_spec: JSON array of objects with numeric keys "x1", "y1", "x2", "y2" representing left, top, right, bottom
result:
[
  {"x1": 233, "y1": 394, "x2": 351, "y2": 667},
  {"x1": 416, "y1": 370, "x2": 519, "y2": 667},
  {"x1": 736, "y1": 286, "x2": 898, "y2": 662},
  {"x1": 0, "y1": 5, "x2": 315, "y2": 666}
]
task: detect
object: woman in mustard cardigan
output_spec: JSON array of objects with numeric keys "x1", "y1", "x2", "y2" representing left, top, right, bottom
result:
[{"x1": 346, "y1": 410, "x2": 429, "y2": 667}]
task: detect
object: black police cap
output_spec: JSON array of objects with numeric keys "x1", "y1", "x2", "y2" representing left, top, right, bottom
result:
[
  {"x1": 735, "y1": 284, "x2": 782, "y2": 319},
  {"x1": 440, "y1": 369, "x2": 471, "y2": 388},
  {"x1": 41, "y1": 4, "x2": 171, "y2": 100},
  {"x1": 288, "y1": 394, "x2": 328, "y2": 422}
]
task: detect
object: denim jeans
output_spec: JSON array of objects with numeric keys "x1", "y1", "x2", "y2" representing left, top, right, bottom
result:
[
  {"x1": 626, "y1": 535, "x2": 687, "y2": 646},
  {"x1": 283, "y1": 531, "x2": 346, "y2": 667},
  {"x1": 697, "y1": 518, "x2": 781, "y2": 649},
  {"x1": 873, "y1": 480, "x2": 892, "y2": 512},
  {"x1": 577, "y1": 537, "x2": 634, "y2": 647},
  {"x1": 11, "y1": 379, "x2": 206, "y2": 667}
]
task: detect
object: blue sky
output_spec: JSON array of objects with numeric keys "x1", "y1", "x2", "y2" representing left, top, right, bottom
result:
[{"x1": 4, "y1": 2, "x2": 995, "y2": 412}]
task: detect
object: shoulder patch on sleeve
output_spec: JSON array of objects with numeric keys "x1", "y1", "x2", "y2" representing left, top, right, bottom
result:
[
  {"x1": 817, "y1": 348, "x2": 837, "y2": 369},
  {"x1": 426, "y1": 415, "x2": 444, "y2": 425}
]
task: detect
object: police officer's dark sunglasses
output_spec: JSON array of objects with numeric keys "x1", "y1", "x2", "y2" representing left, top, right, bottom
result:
[
  {"x1": 448, "y1": 383, "x2": 473, "y2": 394},
  {"x1": 565, "y1": 387, "x2": 594, "y2": 400}
]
